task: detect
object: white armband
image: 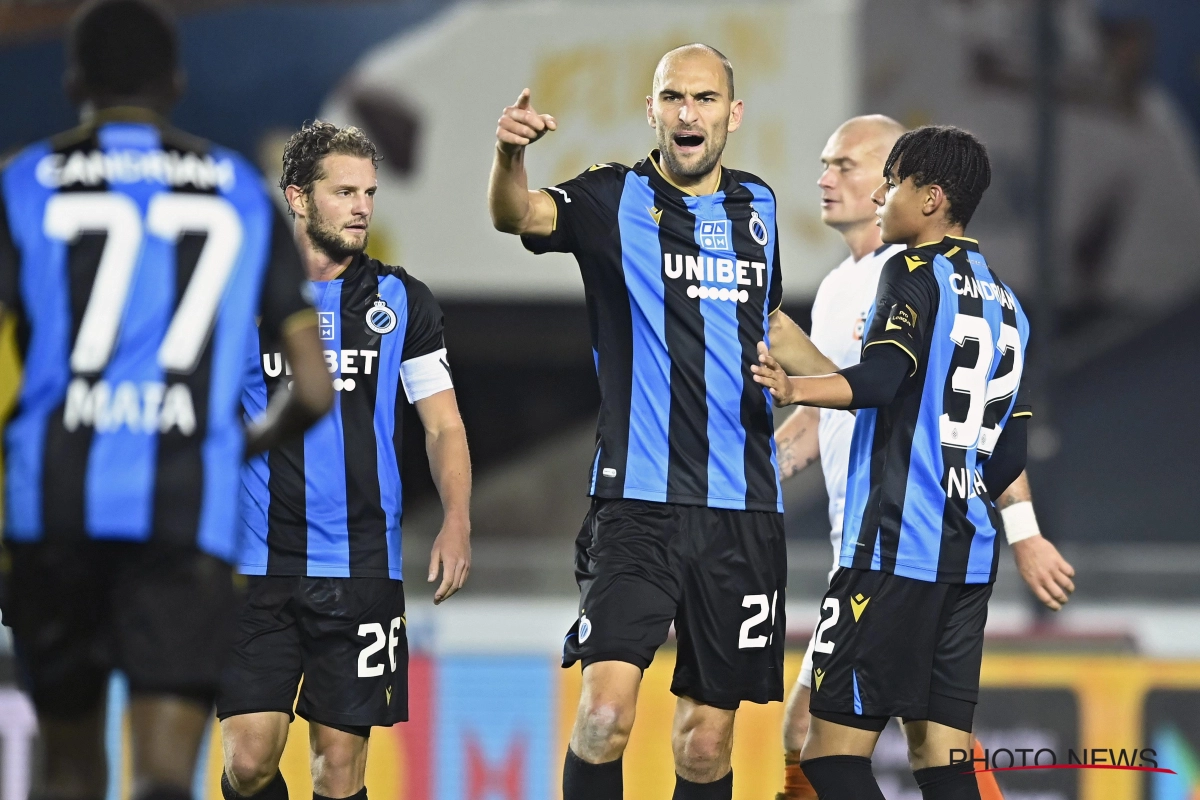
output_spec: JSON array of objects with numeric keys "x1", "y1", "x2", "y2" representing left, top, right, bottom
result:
[
  {"x1": 399, "y1": 348, "x2": 454, "y2": 403},
  {"x1": 1000, "y1": 501, "x2": 1040, "y2": 545}
]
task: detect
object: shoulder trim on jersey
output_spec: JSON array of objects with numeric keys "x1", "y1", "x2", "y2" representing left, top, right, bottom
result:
[
  {"x1": 863, "y1": 339, "x2": 918, "y2": 377},
  {"x1": 158, "y1": 125, "x2": 213, "y2": 156},
  {"x1": 48, "y1": 124, "x2": 98, "y2": 152},
  {"x1": 536, "y1": 188, "x2": 559, "y2": 232}
]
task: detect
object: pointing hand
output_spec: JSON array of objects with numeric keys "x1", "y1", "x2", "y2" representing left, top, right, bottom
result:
[{"x1": 496, "y1": 88, "x2": 558, "y2": 155}]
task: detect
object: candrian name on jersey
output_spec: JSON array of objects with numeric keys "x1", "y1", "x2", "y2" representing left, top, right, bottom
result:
[
  {"x1": 661, "y1": 253, "x2": 767, "y2": 304},
  {"x1": 35, "y1": 149, "x2": 237, "y2": 191},
  {"x1": 63, "y1": 378, "x2": 197, "y2": 435},
  {"x1": 949, "y1": 272, "x2": 1016, "y2": 309}
]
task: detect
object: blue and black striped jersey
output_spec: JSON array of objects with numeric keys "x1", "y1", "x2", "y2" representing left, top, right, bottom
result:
[
  {"x1": 841, "y1": 237, "x2": 1031, "y2": 583},
  {"x1": 0, "y1": 111, "x2": 310, "y2": 563},
  {"x1": 239, "y1": 255, "x2": 450, "y2": 579},
  {"x1": 523, "y1": 152, "x2": 784, "y2": 513}
]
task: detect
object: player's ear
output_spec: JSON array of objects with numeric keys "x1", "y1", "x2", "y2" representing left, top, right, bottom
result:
[
  {"x1": 285, "y1": 185, "x2": 307, "y2": 218},
  {"x1": 646, "y1": 95, "x2": 656, "y2": 129},
  {"x1": 923, "y1": 184, "x2": 945, "y2": 219},
  {"x1": 727, "y1": 98, "x2": 744, "y2": 133}
]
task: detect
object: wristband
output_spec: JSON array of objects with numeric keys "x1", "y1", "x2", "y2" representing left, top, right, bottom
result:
[{"x1": 1001, "y1": 501, "x2": 1040, "y2": 545}]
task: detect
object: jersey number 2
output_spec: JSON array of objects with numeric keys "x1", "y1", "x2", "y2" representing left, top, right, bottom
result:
[
  {"x1": 44, "y1": 191, "x2": 244, "y2": 376},
  {"x1": 939, "y1": 314, "x2": 1023, "y2": 454}
]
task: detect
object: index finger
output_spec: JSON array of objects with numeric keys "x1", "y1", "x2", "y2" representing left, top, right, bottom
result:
[{"x1": 515, "y1": 88, "x2": 531, "y2": 109}]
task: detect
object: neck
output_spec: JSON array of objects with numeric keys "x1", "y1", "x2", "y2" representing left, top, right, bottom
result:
[
  {"x1": 295, "y1": 224, "x2": 353, "y2": 282},
  {"x1": 80, "y1": 98, "x2": 170, "y2": 123},
  {"x1": 837, "y1": 220, "x2": 885, "y2": 262},
  {"x1": 905, "y1": 221, "x2": 966, "y2": 249},
  {"x1": 656, "y1": 152, "x2": 722, "y2": 196}
]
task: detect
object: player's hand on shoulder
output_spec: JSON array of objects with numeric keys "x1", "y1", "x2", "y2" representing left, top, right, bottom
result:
[
  {"x1": 1011, "y1": 534, "x2": 1076, "y2": 611},
  {"x1": 428, "y1": 519, "x2": 471, "y2": 605},
  {"x1": 496, "y1": 88, "x2": 558, "y2": 154},
  {"x1": 752, "y1": 341, "x2": 798, "y2": 406}
]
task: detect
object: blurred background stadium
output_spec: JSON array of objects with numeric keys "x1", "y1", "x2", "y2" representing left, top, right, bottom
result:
[{"x1": 2, "y1": 0, "x2": 1200, "y2": 798}]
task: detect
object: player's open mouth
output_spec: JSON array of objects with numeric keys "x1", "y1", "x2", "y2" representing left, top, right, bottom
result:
[{"x1": 673, "y1": 132, "x2": 705, "y2": 151}]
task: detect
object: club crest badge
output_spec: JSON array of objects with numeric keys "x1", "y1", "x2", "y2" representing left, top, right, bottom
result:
[
  {"x1": 366, "y1": 298, "x2": 397, "y2": 334},
  {"x1": 749, "y1": 210, "x2": 769, "y2": 246},
  {"x1": 578, "y1": 614, "x2": 593, "y2": 643}
]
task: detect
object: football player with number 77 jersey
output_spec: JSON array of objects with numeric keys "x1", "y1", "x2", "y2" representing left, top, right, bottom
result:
[
  {"x1": 753, "y1": 126, "x2": 1030, "y2": 800},
  {"x1": 0, "y1": 2, "x2": 333, "y2": 799}
]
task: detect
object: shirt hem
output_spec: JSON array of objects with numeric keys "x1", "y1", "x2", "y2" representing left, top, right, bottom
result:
[
  {"x1": 236, "y1": 563, "x2": 402, "y2": 580},
  {"x1": 592, "y1": 487, "x2": 784, "y2": 514},
  {"x1": 837, "y1": 556, "x2": 994, "y2": 584}
]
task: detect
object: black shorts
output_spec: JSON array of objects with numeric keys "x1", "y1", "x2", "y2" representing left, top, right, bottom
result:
[
  {"x1": 2, "y1": 540, "x2": 237, "y2": 718},
  {"x1": 564, "y1": 498, "x2": 786, "y2": 710},
  {"x1": 216, "y1": 576, "x2": 408, "y2": 733},
  {"x1": 808, "y1": 568, "x2": 991, "y2": 733}
]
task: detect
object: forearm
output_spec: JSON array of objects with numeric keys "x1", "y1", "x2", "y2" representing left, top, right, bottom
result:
[
  {"x1": 244, "y1": 388, "x2": 321, "y2": 456},
  {"x1": 768, "y1": 311, "x2": 838, "y2": 376},
  {"x1": 996, "y1": 470, "x2": 1032, "y2": 508},
  {"x1": 488, "y1": 145, "x2": 536, "y2": 234},
  {"x1": 783, "y1": 373, "x2": 855, "y2": 409},
  {"x1": 775, "y1": 406, "x2": 821, "y2": 478},
  {"x1": 426, "y1": 421, "x2": 472, "y2": 526}
]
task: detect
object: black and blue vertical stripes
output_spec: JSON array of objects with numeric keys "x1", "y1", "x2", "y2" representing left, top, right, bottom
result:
[
  {"x1": 239, "y1": 255, "x2": 445, "y2": 579},
  {"x1": 0, "y1": 116, "x2": 310, "y2": 563},
  {"x1": 522, "y1": 153, "x2": 783, "y2": 513}
]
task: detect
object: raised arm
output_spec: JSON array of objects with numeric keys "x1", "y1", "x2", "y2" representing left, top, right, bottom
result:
[{"x1": 489, "y1": 89, "x2": 559, "y2": 236}]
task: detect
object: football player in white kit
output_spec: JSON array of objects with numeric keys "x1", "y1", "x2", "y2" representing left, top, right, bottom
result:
[{"x1": 774, "y1": 116, "x2": 1078, "y2": 800}]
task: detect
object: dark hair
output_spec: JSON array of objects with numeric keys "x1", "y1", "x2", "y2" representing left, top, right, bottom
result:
[
  {"x1": 883, "y1": 125, "x2": 991, "y2": 227},
  {"x1": 69, "y1": 0, "x2": 178, "y2": 99},
  {"x1": 279, "y1": 120, "x2": 381, "y2": 213}
]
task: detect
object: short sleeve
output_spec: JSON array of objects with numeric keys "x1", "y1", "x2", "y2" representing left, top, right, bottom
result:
[
  {"x1": 861, "y1": 251, "x2": 940, "y2": 375},
  {"x1": 520, "y1": 164, "x2": 621, "y2": 255},
  {"x1": 1010, "y1": 381, "x2": 1032, "y2": 419},
  {"x1": 399, "y1": 275, "x2": 453, "y2": 403},
  {"x1": 257, "y1": 208, "x2": 314, "y2": 340},
  {"x1": 0, "y1": 188, "x2": 18, "y2": 313}
]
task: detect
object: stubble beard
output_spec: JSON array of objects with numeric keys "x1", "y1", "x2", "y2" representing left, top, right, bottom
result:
[
  {"x1": 657, "y1": 125, "x2": 726, "y2": 180},
  {"x1": 307, "y1": 208, "x2": 368, "y2": 263}
]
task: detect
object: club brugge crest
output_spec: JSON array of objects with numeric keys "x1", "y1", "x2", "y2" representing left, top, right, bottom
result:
[
  {"x1": 749, "y1": 210, "x2": 769, "y2": 246},
  {"x1": 366, "y1": 298, "x2": 397, "y2": 334}
]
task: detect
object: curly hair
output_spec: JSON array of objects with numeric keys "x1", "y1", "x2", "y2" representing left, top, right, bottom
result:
[
  {"x1": 883, "y1": 125, "x2": 991, "y2": 228},
  {"x1": 279, "y1": 120, "x2": 381, "y2": 214}
]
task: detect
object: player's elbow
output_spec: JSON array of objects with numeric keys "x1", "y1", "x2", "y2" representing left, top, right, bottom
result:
[{"x1": 489, "y1": 203, "x2": 531, "y2": 235}]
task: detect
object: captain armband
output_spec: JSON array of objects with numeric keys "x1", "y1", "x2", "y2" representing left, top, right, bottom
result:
[
  {"x1": 399, "y1": 348, "x2": 454, "y2": 403},
  {"x1": 1000, "y1": 501, "x2": 1040, "y2": 545}
]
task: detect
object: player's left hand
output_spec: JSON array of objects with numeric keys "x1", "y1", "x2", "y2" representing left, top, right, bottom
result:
[
  {"x1": 1011, "y1": 534, "x2": 1075, "y2": 611},
  {"x1": 751, "y1": 341, "x2": 798, "y2": 406},
  {"x1": 429, "y1": 522, "x2": 471, "y2": 604}
]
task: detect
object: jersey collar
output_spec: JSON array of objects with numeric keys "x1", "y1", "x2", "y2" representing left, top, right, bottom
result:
[
  {"x1": 913, "y1": 235, "x2": 980, "y2": 253},
  {"x1": 642, "y1": 150, "x2": 729, "y2": 198}
]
